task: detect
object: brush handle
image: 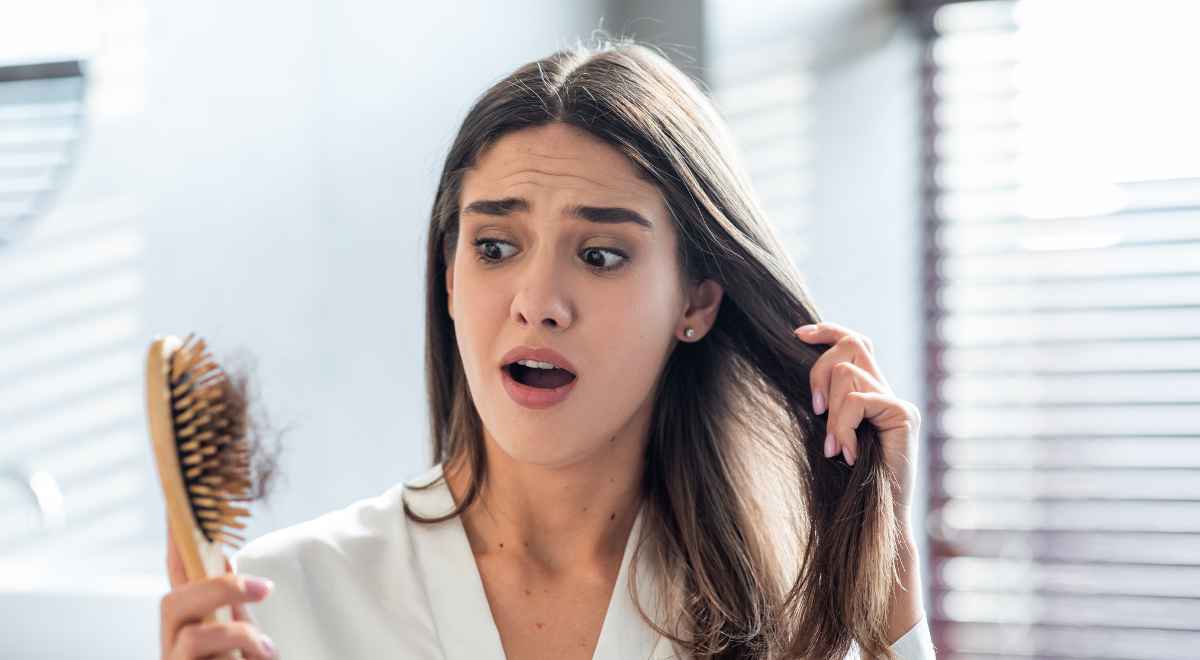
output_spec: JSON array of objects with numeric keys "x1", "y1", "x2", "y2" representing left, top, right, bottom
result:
[
  {"x1": 148, "y1": 336, "x2": 247, "y2": 659},
  {"x1": 199, "y1": 532, "x2": 245, "y2": 660},
  {"x1": 178, "y1": 523, "x2": 244, "y2": 659},
  {"x1": 196, "y1": 529, "x2": 234, "y2": 624}
]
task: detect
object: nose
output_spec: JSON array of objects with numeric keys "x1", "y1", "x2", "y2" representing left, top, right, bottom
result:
[{"x1": 510, "y1": 247, "x2": 573, "y2": 332}]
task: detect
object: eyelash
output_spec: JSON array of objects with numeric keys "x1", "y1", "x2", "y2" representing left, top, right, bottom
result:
[{"x1": 471, "y1": 238, "x2": 629, "y2": 273}]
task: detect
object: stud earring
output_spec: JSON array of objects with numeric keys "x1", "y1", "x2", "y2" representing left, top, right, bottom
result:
[{"x1": 684, "y1": 327, "x2": 695, "y2": 339}]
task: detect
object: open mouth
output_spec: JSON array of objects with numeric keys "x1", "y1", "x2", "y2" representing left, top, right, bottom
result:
[{"x1": 504, "y1": 362, "x2": 577, "y2": 389}]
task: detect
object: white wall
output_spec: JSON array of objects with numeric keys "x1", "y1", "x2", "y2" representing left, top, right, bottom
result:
[
  {"x1": 143, "y1": 0, "x2": 612, "y2": 540},
  {"x1": 1, "y1": 2, "x2": 611, "y2": 657}
]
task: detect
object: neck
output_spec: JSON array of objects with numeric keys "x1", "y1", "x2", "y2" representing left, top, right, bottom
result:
[{"x1": 443, "y1": 414, "x2": 649, "y2": 578}]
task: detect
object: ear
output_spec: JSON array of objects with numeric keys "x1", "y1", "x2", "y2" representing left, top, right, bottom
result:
[
  {"x1": 445, "y1": 259, "x2": 455, "y2": 321},
  {"x1": 678, "y1": 278, "x2": 723, "y2": 340}
]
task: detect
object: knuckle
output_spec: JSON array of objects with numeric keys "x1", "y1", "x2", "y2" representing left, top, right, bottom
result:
[
  {"x1": 160, "y1": 590, "x2": 180, "y2": 623},
  {"x1": 239, "y1": 621, "x2": 265, "y2": 644},
  {"x1": 223, "y1": 573, "x2": 248, "y2": 598},
  {"x1": 174, "y1": 624, "x2": 200, "y2": 656},
  {"x1": 907, "y1": 402, "x2": 923, "y2": 426},
  {"x1": 843, "y1": 334, "x2": 870, "y2": 353}
]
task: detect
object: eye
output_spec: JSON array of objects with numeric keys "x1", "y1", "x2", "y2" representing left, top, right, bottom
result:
[
  {"x1": 473, "y1": 238, "x2": 516, "y2": 263},
  {"x1": 472, "y1": 238, "x2": 629, "y2": 273},
  {"x1": 580, "y1": 247, "x2": 628, "y2": 272}
]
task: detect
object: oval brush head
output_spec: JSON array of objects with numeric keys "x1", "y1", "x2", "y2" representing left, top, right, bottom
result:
[{"x1": 145, "y1": 333, "x2": 254, "y2": 625}]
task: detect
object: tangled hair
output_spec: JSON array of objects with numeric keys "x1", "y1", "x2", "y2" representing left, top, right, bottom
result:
[
  {"x1": 213, "y1": 346, "x2": 290, "y2": 507},
  {"x1": 405, "y1": 33, "x2": 907, "y2": 660}
]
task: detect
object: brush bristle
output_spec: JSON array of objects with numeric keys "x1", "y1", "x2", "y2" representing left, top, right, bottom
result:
[{"x1": 168, "y1": 333, "x2": 253, "y2": 548}]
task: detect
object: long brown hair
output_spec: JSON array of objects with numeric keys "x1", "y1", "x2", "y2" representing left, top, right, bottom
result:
[{"x1": 404, "y1": 34, "x2": 906, "y2": 660}]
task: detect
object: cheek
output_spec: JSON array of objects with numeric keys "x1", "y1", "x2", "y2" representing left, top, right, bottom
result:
[
  {"x1": 452, "y1": 267, "x2": 508, "y2": 373},
  {"x1": 609, "y1": 259, "x2": 683, "y2": 332},
  {"x1": 588, "y1": 270, "x2": 681, "y2": 373}
]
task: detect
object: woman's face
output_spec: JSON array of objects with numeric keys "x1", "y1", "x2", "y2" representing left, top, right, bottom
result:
[{"x1": 446, "y1": 122, "x2": 720, "y2": 468}]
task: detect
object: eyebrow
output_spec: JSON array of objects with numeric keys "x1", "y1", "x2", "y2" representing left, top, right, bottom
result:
[{"x1": 460, "y1": 197, "x2": 653, "y2": 231}]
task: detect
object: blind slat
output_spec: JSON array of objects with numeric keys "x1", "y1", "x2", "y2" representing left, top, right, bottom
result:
[
  {"x1": 940, "y1": 436, "x2": 1200, "y2": 468},
  {"x1": 939, "y1": 403, "x2": 1200, "y2": 436},
  {"x1": 937, "y1": 468, "x2": 1200, "y2": 499}
]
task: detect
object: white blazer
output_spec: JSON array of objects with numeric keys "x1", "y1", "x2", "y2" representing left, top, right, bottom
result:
[{"x1": 233, "y1": 463, "x2": 936, "y2": 659}]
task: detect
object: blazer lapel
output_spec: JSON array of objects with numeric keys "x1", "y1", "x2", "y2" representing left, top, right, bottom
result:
[
  {"x1": 404, "y1": 463, "x2": 673, "y2": 660},
  {"x1": 404, "y1": 464, "x2": 507, "y2": 660},
  {"x1": 591, "y1": 503, "x2": 673, "y2": 660}
]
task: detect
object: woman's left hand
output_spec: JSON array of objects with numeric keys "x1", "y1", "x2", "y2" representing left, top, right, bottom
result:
[{"x1": 794, "y1": 322, "x2": 922, "y2": 520}]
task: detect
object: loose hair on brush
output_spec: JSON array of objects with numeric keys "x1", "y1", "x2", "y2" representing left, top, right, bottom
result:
[
  {"x1": 217, "y1": 347, "x2": 290, "y2": 505},
  {"x1": 405, "y1": 33, "x2": 907, "y2": 660}
]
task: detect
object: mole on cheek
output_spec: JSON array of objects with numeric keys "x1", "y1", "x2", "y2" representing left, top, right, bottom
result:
[{"x1": 535, "y1": 622, "x2": 545, "y2": 630}]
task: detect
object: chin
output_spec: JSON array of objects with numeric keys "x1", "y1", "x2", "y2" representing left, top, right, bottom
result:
[{"x1": 487, "y1": 428, "x2": 597, "y2": 469}]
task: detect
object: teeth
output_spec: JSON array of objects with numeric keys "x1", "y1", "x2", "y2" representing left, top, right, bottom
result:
[{"x1": 516, "y1": 359, "x2": 558, "y2": 370}]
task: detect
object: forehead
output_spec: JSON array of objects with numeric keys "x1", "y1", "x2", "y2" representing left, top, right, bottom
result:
[{"x1": 462, "y1": 123, "x2": 662, "y2": 204}]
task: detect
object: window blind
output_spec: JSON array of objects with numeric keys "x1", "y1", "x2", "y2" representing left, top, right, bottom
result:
[
  {"x1": 915, "y1": 1, "x2": 1200, "y2": 658},
  {"x1": 0, "y1": 0, "x2": 151, "y2": 572},
  {"x1": 0, "y1": 61, "x2": 84, "y2": 248}
]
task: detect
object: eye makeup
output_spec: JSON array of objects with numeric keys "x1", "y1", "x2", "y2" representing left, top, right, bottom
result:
[{"x1": 470, "y1": 237, "x2": 630, "y2": 274}]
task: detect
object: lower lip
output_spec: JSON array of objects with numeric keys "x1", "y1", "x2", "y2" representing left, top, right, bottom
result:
[{"x1": 501, "y1": 366, "x2": 577, "y2": 409}]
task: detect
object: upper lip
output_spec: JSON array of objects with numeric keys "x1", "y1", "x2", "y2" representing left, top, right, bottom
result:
[{"x1": 500, "y1": 345, "x2": 578, "y2": 375}]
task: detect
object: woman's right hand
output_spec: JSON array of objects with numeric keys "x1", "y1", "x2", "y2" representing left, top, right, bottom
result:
[{"x1": 161, "y1": 517, "x2": 277, "y2": 659}]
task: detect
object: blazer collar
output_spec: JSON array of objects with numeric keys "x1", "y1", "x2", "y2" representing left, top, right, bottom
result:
[{"x1": 403, "y1": 463, "x2": 670, "y2": 660}]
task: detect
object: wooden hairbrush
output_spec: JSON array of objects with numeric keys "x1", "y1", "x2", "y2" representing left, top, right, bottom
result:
[{"x1": 144, "y1": 333, "x2": 254, "y2": 628}]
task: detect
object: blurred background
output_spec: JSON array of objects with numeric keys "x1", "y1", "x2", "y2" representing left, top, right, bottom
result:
[{"x1": 1, "y1": 0, "x2": 1197, "y2": 657}]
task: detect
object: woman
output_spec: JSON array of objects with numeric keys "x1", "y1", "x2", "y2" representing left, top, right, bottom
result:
[{"x1": 160, "y1": 35, "x2": 935, "y2": 660}]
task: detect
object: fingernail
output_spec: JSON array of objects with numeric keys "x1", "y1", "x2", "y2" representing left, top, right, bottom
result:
[
  {"x1": 813, "y1": 391, "x2": 825, "y2": 415},
  {"x1": 796, "y1": 325, "x2": 817, "y2": 334},
  {"x1": 842, "y1": 445, "x2": 854, "y2": 466},
  {"x1": 243, "y1": 576, "x2": 274, "y2": 599},
  {"x1": 258, "y1": 633, "x2": 277, "y2": 657},
  {"x1": 824, "y1": 432, "x2": 837, "y2": 458}
]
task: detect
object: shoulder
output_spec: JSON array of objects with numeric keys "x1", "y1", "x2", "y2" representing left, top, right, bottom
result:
[
  {"x1": 232, "y1": 463, "x2": 447, "y2": 576},
  {"x1": 232, "y1": 482, "x2": 404, "y2": 578},
  {"x1": 229, "y1": 464, "x2": 450, "y2": 658}
]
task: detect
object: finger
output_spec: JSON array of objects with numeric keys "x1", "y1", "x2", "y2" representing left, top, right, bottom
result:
[
  {"x1": 796, "y1": 326, "x2": 888, "y2": 415},
  {"x1": 840, "y1": 391, "x2": 919, "y2": 468},
  {"x1": 225, "y1": 556, "x2": 253, "y2": 623},
  {"x1": 844, "y1": 334, "x2": 891, "y2": 392},
  {"x1": 811, "y1": 340, "x2": 888, "y2": 420},
  {"x1": 232, "y1": 601, "x2": 254, "y2": 624},
  {"x1": 795, "y1": 326, "x2": 839, "y2": 416},
  {"x1": 794, "y1": 321, "x2": 858, "y2": 346},
  {"x1": 826, "y1": 361, "x2": 886, "y2": 466},
  {"x1": 162, "y1": 573, "x2": 274, "y2": 647},
  {"x1": 173, "y1": 620, "x2": 275, "y2": 659}
]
